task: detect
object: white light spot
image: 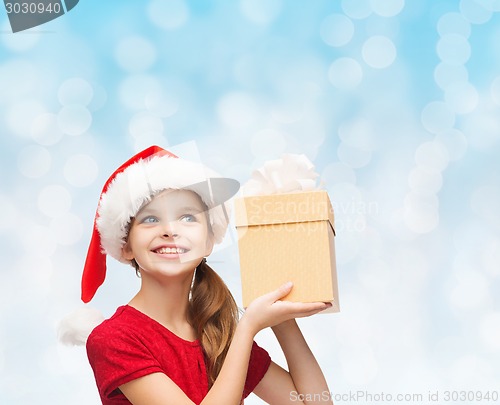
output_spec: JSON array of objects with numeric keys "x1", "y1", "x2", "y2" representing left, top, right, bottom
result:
[
  {"x1": 217, "y1": 92, "x2": 260, "y2": 129},
  {"x1": 147, "y1": 0, "x2": 189, "y2": 30},
  {"x1": 38, "y1": 185, "x2": 72, "y2": 218},
  {"x1": 240, "y1": 0, "x2": 283, "y2": 24},
  {"x1": 145, "y1": 89, "x2": 179, "y2": 118},
  {"x1": 403, "y1": 193, "x2": 439, "y2": 234},
  {"x1": 321, "y1": 162, "x2": 357, "y2": 185},
  {"x1": 421, "y1": 101, "x2": 455, "y2": 134},
  {"x1": 320, "y1": 14, "x2": 355, "y2": 47},
  {"x1": 1, "y1": 20, "x2": 40, "y2": 51},
  {"x1": 459, "y1": 0, "x2": 492, "y2": 24},
  {"x1": 119, "y1": 75, "x2": 162, "y2": 110},
  {"x1": 437, "y1": 12, "x2": 471, "y2": 38},
  {"x1": 0, "y1": 60, "x2": 38, "y2": 103},
  {"x1": 250, "y1": 128, "x2": 287, "y2": 159},
  {"x1": 470, "y1": 185, "x2": 500, "y2": 224},
  {"x1": 482, "y1": 238, "x2": 500, "y2": 277},
  {"x1": 448, "y1": 270, "x2": 489, "y2": 310},
  {"x1": 22, "y1": 224, "x2": 57, "y2": 258},
  {"x1": 405, "y1": 191, "x2": 439, "y2": 212},
  {"x1": 362, "y1": 36, "x2": 397, "y2": 69},
  {"x1": 369, "y1": 0, "x2": 405, "y2": 17},
  {"x1": 57, "y1": 105, "x2": 92, "y2": 136},
  {"x1": 58, "y1": 78, "x2": 94, "y2": 106},
  {"x1": 271, "y1": 102, "x2": 303, "y2": 124},
  {"x1": 328, "y1": 57, "x2": 363, "y2": 90},
  {"x1": 129, "y1": 112, "x2": 164, "y2": 139},
  {"x1": 337, "y1": 142, "x2": 372, "y2": 169},
  {"x1": 30, "y1": 113, "x2": 64, "y2": 146},
  {"x1": 115, "y1": 36, "x2": 157, "y2": 72},
  {"x1": 338, "y1": 118, "x2": 375, "y2": 150},
  {"x1": 49, "y1": 213, "x2": 84, "y2": 246},
  {"x1": 7, "y1": 99, "x2": 46, "y2": 137},
  {"x1": 444, "y1": 81, "x2": 478, "y2": 114},
  {"x1": 88, "y1": 83, "x2": 108, "y2": 111},
  {"x1": 341, "y1": 0, "x2": 372, "y2": 19},
  {"x1": 408, "y1": 166, "x2": 443, "y2": 194},
  {"x1": 490, "y1": 76, "x2": 500, "y2": 106},
  {"x1": 461, "y1": 108, "x2": 500, "y2": 150},
  {"x1": 478, "y1": 0, "x2": 500, "y2": 11},
  {"x1": 17, "y1": 145, "x2": 51, "y2": 178},
  {"x1": 435, "y1": 129, "x2": 468, "y2": 161},
  {"x1": 436, "y1": 34, "x2": 471, "y2": 65},
  {"x1": 414, "y1": 141, "x2": 450, "y2": 172},
  {"x1": 63, "y1": 154, "x2": 99, "y2": 188},
  {"x1": 480, "y1": 312, "x2": 500, "y2": 351},
  {"x1": 434, "y1": 62, "x2": 469, "y2": 90},
  {"x1": 0, "y1": 196, "x2": 18, "y2": 232}
]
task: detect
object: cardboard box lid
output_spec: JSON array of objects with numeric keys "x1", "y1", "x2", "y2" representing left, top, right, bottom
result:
[{"x1": 234, "y1": 190, "x2": 335, "y2": 231}]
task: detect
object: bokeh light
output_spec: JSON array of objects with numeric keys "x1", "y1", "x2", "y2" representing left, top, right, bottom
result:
[
  {"x1": 320, "y1": 14, "x2": 355, "y2": 47},
  {"x1": 114, "y1": 36, "x2": 157, "y2": 72},
  {"x1": 58, "y1": 78, "x2": 94, "y2": 106},
  {"x1": 436, "y1": 34, "x2": 471, "y2": 65},
  {"x1": 37, "y1": 185, "x2": 72, "y2": 218},
  {"x1": 328, "y1": 57, "x2": 363, "y2": 90},
  {"x1": 240, "y1": 0, "x2": 283, "y2": 25},
  {"x1": 57, "y1": 105, "x2": 92, "y2": 136},
  {"x1": 17, "y1": 145, "x2": 51, "y2": 178},
  {"x1": 147, "y1": 0, "x2": 190, "y2": 30},
  {"x1": 63, "y1": 154, "x2": 99, "y2": 188},
  {"x1": 361, "y1": 35, "x2": 397, "y2": 68}
]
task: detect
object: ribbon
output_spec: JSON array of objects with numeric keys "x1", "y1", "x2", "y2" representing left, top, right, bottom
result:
[{"x1": 242, "y1": 154, "x2": 319, "y2": 195}]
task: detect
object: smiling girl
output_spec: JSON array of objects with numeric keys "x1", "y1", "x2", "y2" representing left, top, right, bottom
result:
[{"x1": 78, "y1": 146, "x2": 333, "y2": 405}]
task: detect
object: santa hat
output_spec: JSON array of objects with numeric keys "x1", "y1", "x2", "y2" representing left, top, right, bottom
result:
[{"x1": 81, "y1": 145, "x2": 240, "y2": 303}]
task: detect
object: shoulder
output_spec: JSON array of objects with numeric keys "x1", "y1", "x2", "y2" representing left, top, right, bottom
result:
[{"x1": 86, "y1": 306, "x2": 144, "y2": 355}]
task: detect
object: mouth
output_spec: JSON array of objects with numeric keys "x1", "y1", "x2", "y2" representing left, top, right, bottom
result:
[{"x1": 152, "y1": 245, "x2": 189, "y2": 255}]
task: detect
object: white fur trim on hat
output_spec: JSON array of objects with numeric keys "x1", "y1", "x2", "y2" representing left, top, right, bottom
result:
[
  {"x1": 57, "y1": 307, "x2": 105, "y2": 346},
  {"x1": 96, "y1": 156, "x2": 232, "y2": 263}
]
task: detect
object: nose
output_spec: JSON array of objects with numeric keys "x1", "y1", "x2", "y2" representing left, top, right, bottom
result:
[{"x1": 161, "y1": 221, "x2": 178, "y2": 238}]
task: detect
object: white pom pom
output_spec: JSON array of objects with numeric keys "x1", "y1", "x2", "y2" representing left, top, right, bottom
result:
[{"x1": 58, "y1": 307, "x2": 105, "y2": 346}]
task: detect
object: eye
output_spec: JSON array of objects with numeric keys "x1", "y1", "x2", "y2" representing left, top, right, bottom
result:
[
  {"x1": 141, "y1": 216, "x2": 159, "y2": 224},
  {"x1": 180, "y1": 214, "x2": 197, "y2": 223}
]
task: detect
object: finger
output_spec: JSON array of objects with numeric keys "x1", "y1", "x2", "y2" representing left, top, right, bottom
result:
[
  {"x1": 265, "y1": 281, "x2": 294, "y2": 302},
  {"x1": 276, "y1": 301, "x2": 331, "y2": 318}
]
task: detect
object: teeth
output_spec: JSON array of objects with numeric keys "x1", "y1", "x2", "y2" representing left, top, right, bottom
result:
[{"x1": 155, "y1": 247, "x2": 187, "y2": 254}]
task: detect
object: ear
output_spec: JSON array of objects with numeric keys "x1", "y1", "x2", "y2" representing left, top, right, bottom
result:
[{"x1": 121, "y1": 241, "x2": 135, "y2": 261}]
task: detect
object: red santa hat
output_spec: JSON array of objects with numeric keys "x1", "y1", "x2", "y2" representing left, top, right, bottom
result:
[{"x1": 80, "y1": 145, "x2": 239, "y2": 303}]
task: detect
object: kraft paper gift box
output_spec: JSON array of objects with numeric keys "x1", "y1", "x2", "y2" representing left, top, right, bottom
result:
[{"x1": 234, "y1": 190, "x2": 339, "y2": 312}]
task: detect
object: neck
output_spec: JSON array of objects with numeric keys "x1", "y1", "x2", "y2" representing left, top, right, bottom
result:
[{"x1": 128, "y1": 269, "x2": 196, "y2": 340}]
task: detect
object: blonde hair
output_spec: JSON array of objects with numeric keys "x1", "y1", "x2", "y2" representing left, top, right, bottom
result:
[{"x1": 189, "y1": 260, "x2": 239, "y2": 387}]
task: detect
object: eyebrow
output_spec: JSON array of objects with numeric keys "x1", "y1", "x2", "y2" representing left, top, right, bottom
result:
[
  {"x1": 137, "y1": 205, "x2": 204, "y2": 217},
  {"x1": 182, "y1": 206, "x2": 205, "y2": 214}
]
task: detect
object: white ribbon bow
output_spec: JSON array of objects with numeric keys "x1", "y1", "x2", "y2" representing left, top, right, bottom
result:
[{"x1": 242, "y1": 154, "x2": 319, "y2": 195}]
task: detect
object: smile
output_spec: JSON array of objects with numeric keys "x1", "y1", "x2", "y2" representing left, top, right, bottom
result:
[{"x1": 153, "y1": 247, "x2": 188, "y2": 254}]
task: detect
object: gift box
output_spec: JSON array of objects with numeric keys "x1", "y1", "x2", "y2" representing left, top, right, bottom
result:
[{"x1": 234, "y1": 190, "x2": 339, "y2": 312}]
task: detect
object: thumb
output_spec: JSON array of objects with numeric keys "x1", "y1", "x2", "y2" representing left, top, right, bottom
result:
[{"x1": 267, "y1": 281, "x2": 293, "y2": 302}]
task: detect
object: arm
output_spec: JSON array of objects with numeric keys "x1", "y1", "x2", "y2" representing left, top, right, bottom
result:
[
  {"x1": 253, "y1": 320, "x2": 333, "y2": 404},
  {"x1": 120, "y1": 282, "x2": 330, "y2": 405}
]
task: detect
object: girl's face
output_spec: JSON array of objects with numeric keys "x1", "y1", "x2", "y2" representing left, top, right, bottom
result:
[{"x1": 122, "y1": 189, "x2": 214, "y2": 277}]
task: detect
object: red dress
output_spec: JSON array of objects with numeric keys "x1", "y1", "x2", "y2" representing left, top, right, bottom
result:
[{"x1": 86, "y1": 305, "x2": 271, "y2": 404}]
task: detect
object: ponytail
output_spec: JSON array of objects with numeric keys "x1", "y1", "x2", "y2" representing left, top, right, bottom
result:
[{"x1": 188, "y1": 260, "x2": 240, "y2": 387}]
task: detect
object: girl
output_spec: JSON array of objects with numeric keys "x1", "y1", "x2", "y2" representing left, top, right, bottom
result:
[{"x1": 79, "y1": 145, "x2": 333, "y2": 405}]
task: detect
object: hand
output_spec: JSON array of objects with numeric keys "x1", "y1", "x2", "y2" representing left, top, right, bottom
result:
[{"x1": 240, "y1": 282, "x2": 332, "y2": 336}]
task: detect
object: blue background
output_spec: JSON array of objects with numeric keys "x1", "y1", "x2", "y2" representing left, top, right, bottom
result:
[{"x1": 1, "y1": 1, "x2": 500, "y2": 403}]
